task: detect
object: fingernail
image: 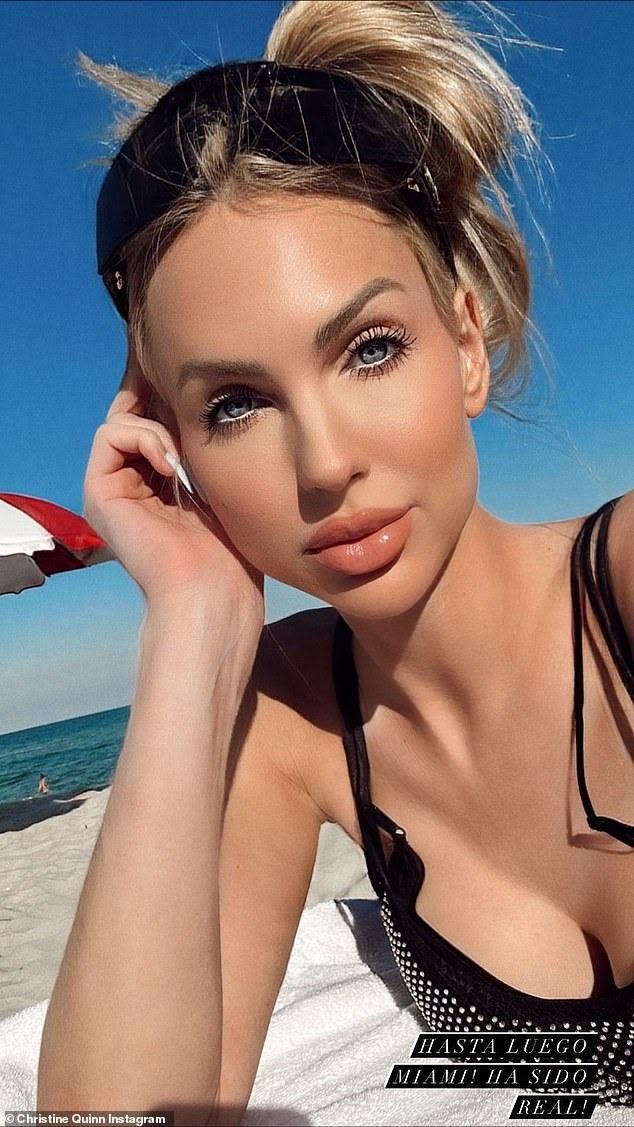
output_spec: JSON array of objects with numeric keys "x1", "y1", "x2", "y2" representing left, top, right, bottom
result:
[{"x1": 165, "y1": 451, "x2": 194, "y2": 495}]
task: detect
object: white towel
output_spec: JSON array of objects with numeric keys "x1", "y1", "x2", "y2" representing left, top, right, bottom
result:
[
  {"x1": 0, "y1": 898, "x2": 631, "y2": 1126},
  {"x1": 0, "y1": 995, "x2": 46, "y2": 1110}
]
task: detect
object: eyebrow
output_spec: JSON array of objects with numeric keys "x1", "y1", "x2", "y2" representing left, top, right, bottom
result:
[{"x1": 176, "y1": 276, "x2": 407, "y2": 391}]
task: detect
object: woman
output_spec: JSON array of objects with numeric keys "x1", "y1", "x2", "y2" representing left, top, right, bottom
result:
[{"x1": 37, "y1": 1, "x2": 633, "y2": 1123}]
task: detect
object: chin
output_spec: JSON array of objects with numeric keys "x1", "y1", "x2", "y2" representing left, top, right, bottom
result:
[{"x1": 302, "y1": 534, "x2": 446, "y2": 623}]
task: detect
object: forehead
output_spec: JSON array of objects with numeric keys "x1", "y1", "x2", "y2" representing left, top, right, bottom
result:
[{"x1": 145, "y1": 195, "x2": 430, "y2": 374}]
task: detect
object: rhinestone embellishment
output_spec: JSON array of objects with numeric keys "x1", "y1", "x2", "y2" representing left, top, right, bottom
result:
[{"x1": 379, "y1": 894, "x2": 632, "y2": 1107}]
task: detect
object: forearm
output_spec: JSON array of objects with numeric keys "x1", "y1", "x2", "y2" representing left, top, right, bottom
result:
[{"x1": 37, "y1": 597, "x2": 257, "y2": 1123}]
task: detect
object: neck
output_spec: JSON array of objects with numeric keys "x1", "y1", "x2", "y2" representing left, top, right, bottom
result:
[{"x1": 339, "y1": 505, "x2": 552, "y2": 755}]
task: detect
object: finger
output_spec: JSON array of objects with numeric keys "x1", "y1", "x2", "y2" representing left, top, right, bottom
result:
[
  {"x1": 85, "y1": 420, "x2": 177, "y2": 486},
  {"x1": 105, "y1": 411, "x2": 176, "y2": 448}
]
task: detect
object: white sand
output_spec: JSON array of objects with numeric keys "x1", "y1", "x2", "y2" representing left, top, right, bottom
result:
[{"x1": 0, "y1": 787, "x2": 374, "y2": 1021}]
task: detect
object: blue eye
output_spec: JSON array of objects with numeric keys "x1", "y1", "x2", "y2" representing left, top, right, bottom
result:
[
  {"x1": 343, "y1": 324, "x2": 415, "y2": 377},
  {"x1": 198, "y1": 324, "x2": 416, "y2": 440}
]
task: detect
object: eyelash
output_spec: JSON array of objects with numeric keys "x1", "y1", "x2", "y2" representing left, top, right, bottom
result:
[{"x1": 197, "y1": 323, "x2": 417, "y2": 440}]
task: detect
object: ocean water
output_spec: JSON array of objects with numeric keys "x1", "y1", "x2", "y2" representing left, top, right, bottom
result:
[{"x1": 0, "y1": 706, "x2": 130, "y2": 809}]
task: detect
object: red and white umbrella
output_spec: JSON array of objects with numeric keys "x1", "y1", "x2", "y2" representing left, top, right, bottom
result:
[{"x1": 0, "y1": 493, "x2": 115, "y2": 596}]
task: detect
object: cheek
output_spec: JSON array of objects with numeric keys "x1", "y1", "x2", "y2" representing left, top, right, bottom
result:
[
  {"x1": 396, "y1": 350, "x2": 469, "y2": 473},
  {"x1": 205, "y1": 468, "x2": 288, "y2": 567},
  {"x1": 397, "y1": 354, "x2": 478, "y2": 547}
]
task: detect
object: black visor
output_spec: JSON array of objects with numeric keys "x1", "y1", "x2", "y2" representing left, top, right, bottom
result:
[{"x1": 96, "y1": 60, "x2": 457, "y2": 319}]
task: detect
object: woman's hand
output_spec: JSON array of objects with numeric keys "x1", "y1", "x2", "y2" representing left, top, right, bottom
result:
[{"x1": 83, "y1": 355, "x2": 265, "y2": 624}]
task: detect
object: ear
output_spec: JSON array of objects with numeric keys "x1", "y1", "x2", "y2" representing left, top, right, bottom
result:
[
  {"x1": 453, "y1": 288, "x2": 490, "y2": 419},
  {"x1": 121, "y1": 337, "x2": 180, "y2": 437}
]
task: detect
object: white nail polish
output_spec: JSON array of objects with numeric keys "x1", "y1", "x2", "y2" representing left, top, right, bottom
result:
[
  {"x1": 176, "y1": 461, "x2": 195, "y2": 495},
  {"x1": 165, "y1": 451, "x2": 195, "y2": 495}
]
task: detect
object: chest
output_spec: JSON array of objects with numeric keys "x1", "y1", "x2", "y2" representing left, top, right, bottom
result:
[{"x1": 305, "y1": 634, "x2": 634, "y2": 999}]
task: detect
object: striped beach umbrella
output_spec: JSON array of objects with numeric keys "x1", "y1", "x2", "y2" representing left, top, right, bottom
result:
[{"x1": 0, "y1": 493, "x2": 115, "y2": 596}]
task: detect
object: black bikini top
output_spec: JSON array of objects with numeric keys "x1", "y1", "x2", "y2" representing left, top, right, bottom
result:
[
  {"x1": 330, "y1": 495, "x2": 634, "y2": 1028},
  {"x1": 331, "y1": 494, "x2": 634, "y2": 898},
  {"x1": 571, "y1": 497, "x2": 634, "y2": 844}
]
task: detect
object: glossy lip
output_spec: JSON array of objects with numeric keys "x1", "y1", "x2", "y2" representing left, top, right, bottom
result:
[
  {"x1": 307, "y1": 508, "x2": 413, "y2": 577},
  {"x1": 304, "y1": 507, "x2": 410, "y2": 553}
]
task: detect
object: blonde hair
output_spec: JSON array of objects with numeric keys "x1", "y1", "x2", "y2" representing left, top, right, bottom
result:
[{"x1": 78, "y1": 0, "x2": 554, "y2": 421}]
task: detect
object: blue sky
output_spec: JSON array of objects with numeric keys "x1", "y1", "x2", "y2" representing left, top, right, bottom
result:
[{"x1": 0, "y1": 1, "x2": 631, "y2": 736}]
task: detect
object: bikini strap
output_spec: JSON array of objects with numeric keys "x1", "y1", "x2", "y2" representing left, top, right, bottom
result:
[
  {"x1": 331, "y1": 613, "x2": 393, "y2": 898},
  {"x1": 570, "y1": 494, "x2": 634, "y2": 846}
]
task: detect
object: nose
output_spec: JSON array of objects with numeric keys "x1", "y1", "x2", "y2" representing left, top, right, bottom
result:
[{"x1": 291, "y1": 395, "x2": 364, "y2": 495}]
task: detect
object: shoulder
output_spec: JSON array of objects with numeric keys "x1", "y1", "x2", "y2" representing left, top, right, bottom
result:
[
  {"x1": 253, "y1": 606, "x2": 339, "y2": 714},
  {"x1": 239, "y1": 606, "x2": 340, "y2": 808},
  {"x1": 604, "y1": 489, "x2": 634, "y2": 651},
  {"x1": 539, "y1": 491, "x2": 633, "y2": 650}
]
